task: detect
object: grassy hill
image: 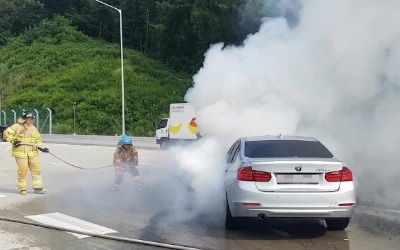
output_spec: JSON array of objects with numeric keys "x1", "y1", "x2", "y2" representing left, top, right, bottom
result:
[{"x1": 0, "y1": 16, "x2": 192, "y2": 136}]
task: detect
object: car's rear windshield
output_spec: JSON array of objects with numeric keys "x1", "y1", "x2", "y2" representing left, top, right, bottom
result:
[{"x1": 244, "y1": 140, "x2": 333, "y2": 158}]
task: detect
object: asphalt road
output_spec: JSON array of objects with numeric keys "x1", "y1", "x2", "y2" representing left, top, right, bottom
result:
[
  {"x1": 41, "y1": 134, "x2": 158, "y2": 149},
  {"x1": 0, "y1": 136, "x2": 399, "y2": 250}
]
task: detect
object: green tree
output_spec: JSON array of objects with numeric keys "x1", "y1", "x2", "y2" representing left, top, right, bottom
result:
[
  {"x1": 121, "y1": 0, "x2": 156, "y2": 53},
  {"x1": 238, "y1": 0, "x2": 265, "y2": 38},
  {"x1": 18, "y1": 15, "x2": 90, "y2": 45},
  {"x1": 36, "y1": 0, "x2": 263, "y2": 73},
  {"x1": 0, "y1": 0, "x2": 45, "y2": 45},
  {"x1": 148, "y1": 0, "x2": 247, "y2": 72},
  {"x1": 0, "y1": 17, "x2": 192, "y2": 136}
]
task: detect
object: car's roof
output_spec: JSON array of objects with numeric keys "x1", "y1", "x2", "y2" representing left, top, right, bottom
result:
[{"x1": 243, "y1": 134, "x2": 318, "y2": 142}]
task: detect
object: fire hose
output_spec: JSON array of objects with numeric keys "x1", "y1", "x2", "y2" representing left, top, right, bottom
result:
[
  {"x1": 1, "y1": 142, "x2": 115, "y2": 170},
  {"x1": 19, "y1": 142, "x2": 115, "y2": 170},
  {"x1": 0, "y1": 216, "x2": 204, "y2": 250},
  {"x1": 0, "y1": 143, "x2": 206, "y2": 250}
]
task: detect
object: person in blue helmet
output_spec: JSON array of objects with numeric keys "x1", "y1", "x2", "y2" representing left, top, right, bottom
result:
[{"x1": 112, "y1": 134, "x2": 140, "y2": 191}]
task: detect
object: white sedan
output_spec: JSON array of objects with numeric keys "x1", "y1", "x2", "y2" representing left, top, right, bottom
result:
[{"x1": 224, "y1": 135, "x2": 356, "y2": 230}]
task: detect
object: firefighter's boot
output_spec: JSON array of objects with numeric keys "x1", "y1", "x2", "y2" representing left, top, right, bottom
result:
[{"x1": 34, "y1": 188, "x2": 47, "y2": 194}]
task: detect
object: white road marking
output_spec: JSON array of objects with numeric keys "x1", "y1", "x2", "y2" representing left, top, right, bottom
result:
[
  {"x1": 25, "y1": 212, "x2": 118, "y2": 239},
  {"x1": 0, "y1": 194, "x2": 6, "y2": 198}
]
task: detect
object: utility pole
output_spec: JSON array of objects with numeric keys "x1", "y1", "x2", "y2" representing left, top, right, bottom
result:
[
  {"x1": 95, "y1": 0, "x2": 125, "y2": 135},
  {"x1": 0, "y1": 63, "x2": 3, "y2": 125},
  {"x1": 0, "y1": 90, "x2": 2, "y2": 125},
  {"x1": 72, "y1": 101, "x2": 77, "y2": 135}
]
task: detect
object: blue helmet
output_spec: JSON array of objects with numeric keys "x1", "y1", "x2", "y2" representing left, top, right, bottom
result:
[{"x1": 119, "y1": 134, "x2": 132, "y2": 145}]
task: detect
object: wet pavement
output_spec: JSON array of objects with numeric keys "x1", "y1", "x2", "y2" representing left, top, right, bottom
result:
[{"x1": 0, "y1": 139, "x2": 399, "y2": 250}]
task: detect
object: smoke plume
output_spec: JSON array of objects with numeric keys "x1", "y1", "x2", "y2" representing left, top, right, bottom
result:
[{"x1": 180, "y1": 0, "x2": 400, "y2": 211}]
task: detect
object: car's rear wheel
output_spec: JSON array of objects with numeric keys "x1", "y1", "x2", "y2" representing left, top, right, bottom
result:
[
  {"x1": 325, "y1": 218, "x2": 350, "y2": 230},
  {"x1": 225, "y1": 202, "x2": 237, "y2": 230}
]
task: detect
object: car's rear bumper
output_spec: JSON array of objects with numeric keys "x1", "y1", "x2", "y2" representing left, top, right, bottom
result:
[
  {"x1": 232, "y1": 205, "x2": 355, "y2": 218},
  {"x1": 227, "y1": 181, "x2": 356, "y2": 218}
]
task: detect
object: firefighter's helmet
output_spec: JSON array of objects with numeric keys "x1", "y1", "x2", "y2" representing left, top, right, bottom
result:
[
  {"x1": 119, "y1": 134, "x2": 132, "y2": 145},
  {"x1": 22, "y1": 110, "x2": 36, "y2": 119}
]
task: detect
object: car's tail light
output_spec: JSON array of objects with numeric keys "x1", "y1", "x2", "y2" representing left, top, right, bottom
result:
[
  {"x1": 237, "y1": 167, "x2": 254, "y2": 181},
  {"x1": 237, "y1": 167, "x2": 271, "y2": 182},
  {"x1": 253, "y1": 171, "x2": 272, "y2": 182},
  {"x1": 341, "y1": 167, "x2": 353, "y2": 181},
  {"x1": 325, "y1": 167, "x2": 353, "y2": 182},
  {"x1": 325, "y1": 170, "x2": 341, "y2": 182}
]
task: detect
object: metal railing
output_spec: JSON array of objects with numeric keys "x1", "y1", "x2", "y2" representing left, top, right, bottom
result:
[{"x1": 0, "y1": 108, "x2": 52, "y2": 134}]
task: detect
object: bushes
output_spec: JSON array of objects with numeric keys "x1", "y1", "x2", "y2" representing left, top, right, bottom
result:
[
  {"x1": 18, "y1": 15, "x2": 90, "y2": 46},
  {"x1": 53, "y1": 123, "x2": 72, "y2": 134}
]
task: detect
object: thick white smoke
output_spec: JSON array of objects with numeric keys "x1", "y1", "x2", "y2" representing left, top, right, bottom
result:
[
  {"x1": 180, "y1": 0, "x2": 400, "y2": 210},
  {"x1": 164, "y1": 138, "x2": 226, "y2": 224}
]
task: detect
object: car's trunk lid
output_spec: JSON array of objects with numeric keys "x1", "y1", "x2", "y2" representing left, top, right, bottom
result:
[{"x1": 249, "y1": 158, "x2": 343, "y2": 192}]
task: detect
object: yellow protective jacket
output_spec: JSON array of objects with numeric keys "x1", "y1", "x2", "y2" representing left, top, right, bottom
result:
[{"x1": 3, "y1": 122, "x2": 43, "y2": 158}]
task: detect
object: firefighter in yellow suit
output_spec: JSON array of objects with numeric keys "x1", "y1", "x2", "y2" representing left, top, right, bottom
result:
[{"x1": 3, "y1": 110, "x2": 49, "y2": 195}]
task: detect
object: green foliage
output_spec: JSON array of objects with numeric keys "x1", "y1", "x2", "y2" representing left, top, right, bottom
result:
[
  {"x1": 0, "y1": 0, "x2": 45, "y2": 45},
  {"x1": 34, "y1": 0, "x2": 263, "y2": 73},
  {"x1": 53, "y1": 123, "x2": 72, "y2": 134},
  {"x1": 0, "y1": 17, "x2": 192, "y2": 136},
  {"x1": 18, "y1": 15, "x2": 90, "y2": 45},
  {"x1": 148, "y1": 0, "x2": 265, "y2": 72},
  {"x1": 1, "y1": 1, "x2": 265, "y2": 73},
  {"x1": 0, "y1": 1, "x2": 267, "y2": 134}
]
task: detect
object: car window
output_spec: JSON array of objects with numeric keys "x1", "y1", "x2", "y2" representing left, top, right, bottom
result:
[
  {"x1": 244, "y1": 140, "x2": 333, "y2": 158},
  {"x1": 231, "y1": 144, "x2": 241, "y2": 163},
  {"x1": 157, "y1": 119, "x2": 168, "y2": 129},
  {"x1": 227, "y1": 141, "x2": 236, "y2": 155},
  {"x1": 227, "y1": 140, "x2": 240, "y2": 163}
]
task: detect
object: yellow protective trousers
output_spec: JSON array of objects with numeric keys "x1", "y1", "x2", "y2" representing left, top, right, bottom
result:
[{"x1": 15, "y1": 156, "x2": 43, "y2": 191}]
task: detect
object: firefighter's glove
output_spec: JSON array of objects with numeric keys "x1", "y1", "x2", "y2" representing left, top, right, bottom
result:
[
  {"x1": 13, "y1": 139, "x2": 21, "y2": 146},
  {"x1": 39, "y1": 147, "x2": 49, "y2": 153}
]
